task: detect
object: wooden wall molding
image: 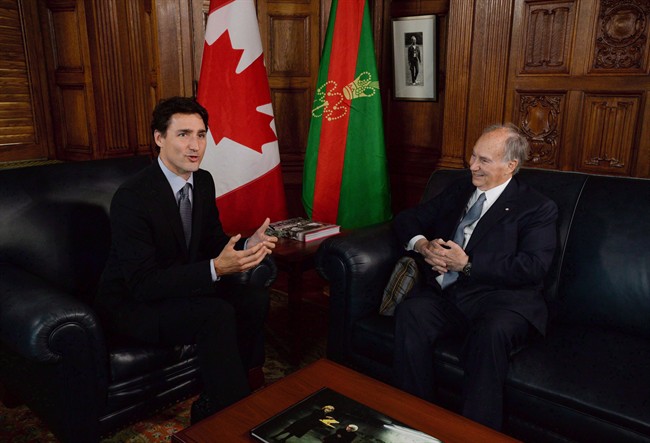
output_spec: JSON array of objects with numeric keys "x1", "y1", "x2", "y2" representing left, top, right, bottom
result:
[{"x1": 439, "y1": 0, "x2": 473, "y2": 169}]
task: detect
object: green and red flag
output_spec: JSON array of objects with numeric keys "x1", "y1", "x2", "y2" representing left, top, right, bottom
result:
[{"x1": 302, "y1": 0, "x2": 391, "y2": 229}]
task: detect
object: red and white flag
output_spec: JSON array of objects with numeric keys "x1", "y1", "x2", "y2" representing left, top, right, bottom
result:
[{"x1": 197, "y1": 0, "x2": 287, "y2": 234}]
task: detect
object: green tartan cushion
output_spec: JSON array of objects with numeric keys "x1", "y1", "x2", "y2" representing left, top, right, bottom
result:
[{"x1": 379, "y1": 256, "x2": 420, "y2": 316}]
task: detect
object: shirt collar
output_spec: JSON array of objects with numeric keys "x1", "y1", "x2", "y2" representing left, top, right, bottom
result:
[
  {"x1": 158, "y1": 156, "x2": 194, "y2": 196},
  {"x1": 469, "y1": 177, "x2": 511, "y2": 213}
]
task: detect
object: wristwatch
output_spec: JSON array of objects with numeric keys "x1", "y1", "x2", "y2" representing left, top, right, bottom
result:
[{"x1": 462, "y1": 262, "x2": 472, "y2": 277}]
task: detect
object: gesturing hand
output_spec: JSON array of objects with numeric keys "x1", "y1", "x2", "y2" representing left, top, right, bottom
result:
[
  {"x1": 213, "y1": 234, "x2": 271, "y2": 276},
  {"x1": 247, "y1": 217, "x2": 278, "y2": 252}
]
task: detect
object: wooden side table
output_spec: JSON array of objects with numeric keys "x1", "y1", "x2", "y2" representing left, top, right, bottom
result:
[{"x1": 271, "y1": 235, "x2": 334, "y2": 363}]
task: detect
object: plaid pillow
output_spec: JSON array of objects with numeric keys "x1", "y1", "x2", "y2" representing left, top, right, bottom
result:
[{"x1": 379, "y1": 256, "x2": 420, "y2": 316}]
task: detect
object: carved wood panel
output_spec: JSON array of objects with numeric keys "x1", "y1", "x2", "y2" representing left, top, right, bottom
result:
[
  {"x1": 522, "y1": 1, "x2": 576, "y2": 74},
  {"x1": 502, "y1": 0, "x2": 650, "y2": 177},
  {"x1": 590, "y1": 0, "x2": 650, "y2": 73},
  {"x1": 516, "y1": 92, "x2": 566, "y2": 168},
  {"x1": 578, "y1": 94, "x2": 640, "y2": 175}
]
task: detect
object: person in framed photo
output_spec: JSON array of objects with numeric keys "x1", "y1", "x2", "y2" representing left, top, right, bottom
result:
[{"x1": 406, "y1": 33, "x2": 422, "y2": 86}]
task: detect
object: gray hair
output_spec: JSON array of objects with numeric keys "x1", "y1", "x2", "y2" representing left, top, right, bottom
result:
[{"x1": 482, "y1": 123, "x2": 529, "y2": 174}]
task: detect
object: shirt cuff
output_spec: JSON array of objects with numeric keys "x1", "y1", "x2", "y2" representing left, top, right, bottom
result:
[
  {"x1": 210, "y1": 259, "x2": 220, "y2": 282},
  {"x1": 407, "y1": 235, "x2": 426, "y2": 252}
]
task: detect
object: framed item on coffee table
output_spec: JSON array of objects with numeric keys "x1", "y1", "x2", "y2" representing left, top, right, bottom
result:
[
  {"x1": 392, "y1": 15, "x2": 437, "y2": 101},
  {"x1": 250, "y1": 387, "x2": 442, "y2": 442}
]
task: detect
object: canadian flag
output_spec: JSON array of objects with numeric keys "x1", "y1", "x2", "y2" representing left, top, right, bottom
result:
[{"x1": 197, "y1": 0, "x2": 287, "y2": 234}]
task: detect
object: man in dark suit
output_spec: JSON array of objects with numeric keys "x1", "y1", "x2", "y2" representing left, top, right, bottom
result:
[
  {"x1": 393, "y1": 123, "x2": 558, "y2": 430},
  {"x1": 95, "y1": 96, "x2": 277, "y2": 424}
]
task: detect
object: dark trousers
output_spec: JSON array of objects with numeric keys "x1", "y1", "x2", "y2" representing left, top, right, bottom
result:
[
  {"x1": 155, "y1": 283, "x2": 269, "y2": 409},
  {"x1": 394, "y1": 284, "x2": 529, "y2": 430},
  {"x1": 409, "y1": 61, "x2": 419, "y2": 83}
]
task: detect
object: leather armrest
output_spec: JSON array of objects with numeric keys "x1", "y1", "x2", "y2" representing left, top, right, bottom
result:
[
  {"x1": 0, "y1": 265, "x2": 107, "y2": 366},
  {"x1": 221, "y1": 255, "x2": 278, "y2": 288},
  {"x1": 316, "y1": 223, "x2": 402, "y2": 359}
]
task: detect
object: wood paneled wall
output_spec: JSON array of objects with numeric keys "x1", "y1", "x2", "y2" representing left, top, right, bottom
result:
[
  {"x1": 2, "y1": 0, "x2": 649, "y2": 217},
  {"x1": 506, "y1": 0, "x2": 650, "y2": 177},
  {"x1": 37, "y1": 0, "x2": 158, "y2": 160},
  {"x1": 384, "y1": 0, "x2": 449, "y2": 213},
  {"x1": 444, "y1": 0, "x2": 650, "y2": 179},
  {"x1": 0, "y1": 0, "x2": 53, "y2": 162}
]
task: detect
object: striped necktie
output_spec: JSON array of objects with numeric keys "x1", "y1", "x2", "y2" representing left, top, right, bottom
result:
[
  {"x1": 441, "y1": 192, "x2": 486, "y2": 289},
  {"x1": 178, "y1": 183, "x2": 192, "y2": 247}
]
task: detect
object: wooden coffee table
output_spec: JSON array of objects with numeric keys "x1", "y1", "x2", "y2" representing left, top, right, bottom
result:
[{"x1": 171, "y1": 358, "x2": 520, "y2": 442}]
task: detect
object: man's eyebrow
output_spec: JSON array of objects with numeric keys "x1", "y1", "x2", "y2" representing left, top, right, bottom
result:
[{"x1": 176, "y1": 128, "x2": 205, "y2": 133}]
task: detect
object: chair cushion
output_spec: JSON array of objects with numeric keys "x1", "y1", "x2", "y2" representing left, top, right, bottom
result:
[
  {"x1": 108, "y1": 342, "x2": 198, "y2": 384},
  {"x1": 507, "y1": 324, "x2": 650, "y2": 438}
]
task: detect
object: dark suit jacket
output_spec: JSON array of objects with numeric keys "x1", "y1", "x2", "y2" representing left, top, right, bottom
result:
[
  {"x1": 95, "y1": 161, "x2": 244, "y2": 342},
  {"x1": 393, "y1": 175, "x2": 558, "y2": 335}
]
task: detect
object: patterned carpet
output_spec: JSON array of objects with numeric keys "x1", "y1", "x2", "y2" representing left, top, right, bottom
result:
[{"x1": 0, "y1": 289, "x2": 328, "y2": 442}]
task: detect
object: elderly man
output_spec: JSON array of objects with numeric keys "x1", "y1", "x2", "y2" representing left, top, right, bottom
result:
[{"x1": 393, "y1": 123, "x2": 558, "y2": 430}]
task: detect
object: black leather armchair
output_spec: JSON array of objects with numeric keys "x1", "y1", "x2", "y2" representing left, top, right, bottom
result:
[
  {"x1": 318, "y1": 168, "x2": 650, "y2": 443},
  {"x1": 0, "y1": 157, "x2": 277, "y2": 442}
]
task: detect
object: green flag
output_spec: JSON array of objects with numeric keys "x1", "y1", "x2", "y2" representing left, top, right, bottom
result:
[{"x1": 302, "y1": 0, "x2": 391, "y2": 229}]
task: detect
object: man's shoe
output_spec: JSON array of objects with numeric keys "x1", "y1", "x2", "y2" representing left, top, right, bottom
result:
[{"x1": 190, "y1": 394, "x2": 221, "y2": 425}]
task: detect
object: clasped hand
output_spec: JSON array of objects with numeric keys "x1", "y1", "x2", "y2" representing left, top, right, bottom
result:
[
  {"x1": 415, "y1": 238, "x2": 469, "y2": 274},
  {"x1": 214, "y1": 218, "x2": 278, "y2": 275}
]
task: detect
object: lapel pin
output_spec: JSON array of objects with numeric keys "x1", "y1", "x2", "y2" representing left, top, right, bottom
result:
[{"x1": 505, "y1": 208, "x2": 510, "y2": 211}]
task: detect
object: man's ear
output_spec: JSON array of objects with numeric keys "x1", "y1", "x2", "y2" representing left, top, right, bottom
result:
[
  {"x1": 508, "y1": 159, "x2": 518, "y2": 173},
  {"x1": 153, "y1": 130, "x2": 164, "y2": 148}
]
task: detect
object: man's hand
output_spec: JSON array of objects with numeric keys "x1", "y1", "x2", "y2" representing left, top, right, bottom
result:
[
  {"x1": 246, "y1": 217, "x2": 278, "y2": 253},
  {"x1": 424, "y1": 238, "x2": 469, "y2": 274},
  {"x1": 214, "y1": 234, "x2": 271, "y2": 276}
]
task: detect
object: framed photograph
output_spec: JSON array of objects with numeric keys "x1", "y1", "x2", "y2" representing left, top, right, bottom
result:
[{"x1": 392, "y1": 15, "x2": 437, "y2": 101}]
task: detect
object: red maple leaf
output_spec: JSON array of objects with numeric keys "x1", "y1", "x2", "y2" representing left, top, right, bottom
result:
[{"x1": 198, "y1": 31, "x2": 276, "y2": 153}]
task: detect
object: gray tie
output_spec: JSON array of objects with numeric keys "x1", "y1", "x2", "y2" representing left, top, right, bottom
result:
[
  {"x1": 441, "y1": 192, "x2": 486, "y2": 289},
  {"x1": 178, "y1": 183, "x2": 192, "y2": 247}
]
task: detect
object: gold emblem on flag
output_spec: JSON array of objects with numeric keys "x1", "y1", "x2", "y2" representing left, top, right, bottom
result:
[{"x1": 311, "y1": 71, "x2": 379, "y2": 121}]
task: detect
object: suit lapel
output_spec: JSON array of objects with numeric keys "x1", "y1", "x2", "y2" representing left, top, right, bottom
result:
[
  {"x1": 188, "y1": 173, "x2": 206, "y2": 257},
  {"x1": 465, "y1": 178, "x2": 519, "y2": 252},
  {"x1": 149, "y1": 162, "x2": 188, "y2": 251},
  {"x1": 444, "y1": 184, "x2": 476, "y2": 239}
]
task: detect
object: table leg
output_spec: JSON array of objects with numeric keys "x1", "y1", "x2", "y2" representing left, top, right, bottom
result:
[{"x1": 286, "y1": 262, "x2": 304, "y2": 365}]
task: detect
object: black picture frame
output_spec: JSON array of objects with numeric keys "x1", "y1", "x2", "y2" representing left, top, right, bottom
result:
[{"x1": 392, "y1": 15, "x2": 437, "y2": 101}]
